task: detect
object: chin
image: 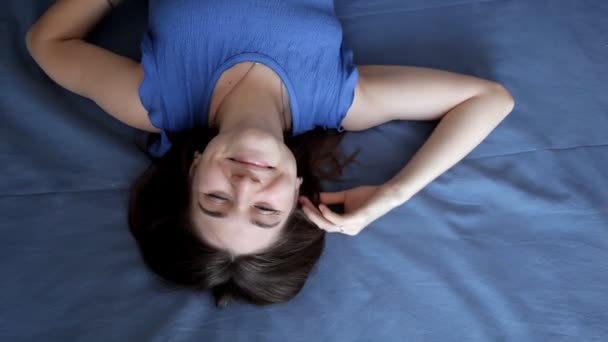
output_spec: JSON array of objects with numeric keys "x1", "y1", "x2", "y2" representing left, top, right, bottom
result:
[
  {"x1": 234, "y1": 129, "x2": 284, "y2": 149},
  {"x1": 238, "y1": 127, "x2": 278, "y2": 140}
]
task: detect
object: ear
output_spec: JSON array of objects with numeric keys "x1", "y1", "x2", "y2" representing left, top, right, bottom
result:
[
  {"x1": 189, "y1": 151, "x2": 202, "y2": 180},
  {"x1": 293, "y1": 177, "x2": 303, "y2": 205}
]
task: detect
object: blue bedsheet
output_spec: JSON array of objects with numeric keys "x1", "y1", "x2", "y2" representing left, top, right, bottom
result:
[{"x1": 1, "y1": 0, "x2": 607, "y2": 341}]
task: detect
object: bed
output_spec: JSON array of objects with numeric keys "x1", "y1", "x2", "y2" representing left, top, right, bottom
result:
[{"x1": 1, "y1": 0, "x2": 607, "y2": 340}]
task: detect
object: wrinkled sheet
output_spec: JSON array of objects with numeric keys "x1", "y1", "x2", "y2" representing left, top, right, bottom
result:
[{"x1": 1, "y1": 0, "x2": 607, "y2": 341}]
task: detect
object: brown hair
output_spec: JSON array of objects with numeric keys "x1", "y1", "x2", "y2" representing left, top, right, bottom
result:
[{"x1": 128, "y1": 127, "x2": 353, "y2": 307}]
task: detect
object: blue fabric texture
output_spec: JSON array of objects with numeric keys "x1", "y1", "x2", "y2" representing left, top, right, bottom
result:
[
  {"x1": 2, "y1": 0, "x2": 608, "y2": 341},
  {"x1": 139, "y1": 0, "x2": 359, "y2": 156}
]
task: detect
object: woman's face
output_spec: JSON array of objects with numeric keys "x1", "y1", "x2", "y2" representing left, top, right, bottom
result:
[{"x1": 189, "y1": 128, "x2": 301, "y2": 255}]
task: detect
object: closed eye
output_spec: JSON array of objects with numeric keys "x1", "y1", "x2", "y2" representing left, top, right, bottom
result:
[
  {"x1": 198, "y1": 203, "x2": 281, "y2": 229},
  {"x1": 255, "y1": 205, "x2": 280, "y2": 215},
  {"x1": 203, "y1": 193, "x2": 281, "y2": 217},
  {"x1": 206, "y1": 193, "x2": 229, "y2": 202}
]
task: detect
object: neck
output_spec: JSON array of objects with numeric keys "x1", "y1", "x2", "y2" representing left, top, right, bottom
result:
[{"x1": 212, "y1": 64, "x2": 289, "y2": 141}]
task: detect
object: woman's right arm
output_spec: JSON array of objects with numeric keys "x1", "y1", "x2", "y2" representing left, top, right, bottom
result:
[{"x1": 26, "y1": 0, "x2": 159, "y2": 132}]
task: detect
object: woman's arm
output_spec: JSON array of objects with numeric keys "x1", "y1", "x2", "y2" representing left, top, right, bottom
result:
[
  {"x1": 300, "y1": 65, "x2": 514, "y2": 235},
  {"x1": 26, "y1": 0, "x2": 158, "y2": 132},
  {"x1": 346, "y1": 65, "x2": 514, "y2": 203}
]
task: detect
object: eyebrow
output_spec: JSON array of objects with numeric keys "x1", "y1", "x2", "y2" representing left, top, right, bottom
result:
[{"x1": 198, "y1": 203, "x2": 281, "y2": 229}]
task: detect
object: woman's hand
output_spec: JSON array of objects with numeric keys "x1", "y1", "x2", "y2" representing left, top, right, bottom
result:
[{"x1": 299, "y1": 185, "x2": 403, "y2": 236}]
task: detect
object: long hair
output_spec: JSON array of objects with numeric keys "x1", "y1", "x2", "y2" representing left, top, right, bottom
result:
[{"x1": 128, "y1": 127, "x2": 354, "y2": 307}]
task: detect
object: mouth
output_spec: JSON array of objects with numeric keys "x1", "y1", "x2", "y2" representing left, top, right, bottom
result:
[{"x1": 227, "y1": 158, "x2": 275, "y2": 170}]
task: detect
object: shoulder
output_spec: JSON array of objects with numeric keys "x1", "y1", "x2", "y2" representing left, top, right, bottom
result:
[{"x1": 340, "y1": 68, "x2": 378, "y2": 131}]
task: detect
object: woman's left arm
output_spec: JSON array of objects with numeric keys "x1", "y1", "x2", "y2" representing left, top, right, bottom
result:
[{"x1": 300, "y1": 65, "x2": 514, "y2": 235}]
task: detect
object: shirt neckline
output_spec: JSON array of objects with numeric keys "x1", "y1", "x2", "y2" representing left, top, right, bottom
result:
[{"x1": 203, "y1": 52, "x2": 300, "y2": 135}]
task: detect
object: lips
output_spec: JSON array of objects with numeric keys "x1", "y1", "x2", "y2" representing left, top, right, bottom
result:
[{"x1": 227, "y1": 158, "x2": 275, "y2": 170}]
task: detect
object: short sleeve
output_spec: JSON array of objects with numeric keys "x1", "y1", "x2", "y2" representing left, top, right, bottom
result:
[
  {"x1": 334, "y1": 44, "x2": 359, "y2": 131},
  {"x1": 138, "y1": 31, "x2": 173, "y2": 157}
]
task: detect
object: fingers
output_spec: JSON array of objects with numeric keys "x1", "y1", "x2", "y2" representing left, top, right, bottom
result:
[
  {"x1": 319, "y1": 191, "x2": 346, "y2": 205},
  {"x1": 318, "y1": 204, "x2": 343, "y2": 223},
  {"x1": 299, "y1": 197, "x2": 343, "y2": 233}
]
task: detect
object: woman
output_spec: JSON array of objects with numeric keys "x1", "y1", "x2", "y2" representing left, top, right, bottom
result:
[{"x1": 26, "y1": 0, "x2": 514, "y2": 307}]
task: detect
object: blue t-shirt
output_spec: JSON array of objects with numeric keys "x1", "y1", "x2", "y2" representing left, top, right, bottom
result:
[{"x1": 139, "y1": 0, "x2": 359, "y2": 156}]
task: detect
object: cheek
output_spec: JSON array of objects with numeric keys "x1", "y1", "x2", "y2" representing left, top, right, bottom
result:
[
  {"x1": 194, "y1": 164, "x2": 227, "y2": 191},
  {"x1": 264, "y1": 176, "x2": 298, "y2": 205}
]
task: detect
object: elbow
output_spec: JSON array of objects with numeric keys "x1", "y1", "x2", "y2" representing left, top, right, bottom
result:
[
  {"x1": 25, "y1": 24, "x2": 42, "y2": 57},
  {"x1": 25, "y1": 23, "x2": 55, "y2": 59},
  {"x1": 497, "y1": 84, "x2": 515, "y2": 115},
  {"x1": 25, "y1": 26, "x2": 35, "y2": 55},
  {"x1": 485, "y1": 82, "x2": 515, "y2": 118}
]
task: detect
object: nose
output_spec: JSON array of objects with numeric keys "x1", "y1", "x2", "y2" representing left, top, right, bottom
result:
[
  {"x1": 230, "y1": 171, "x2": 260, "y2": 185},
  {"x1": 230, "y1": 172, "x2": 261, "y2": 201}
]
